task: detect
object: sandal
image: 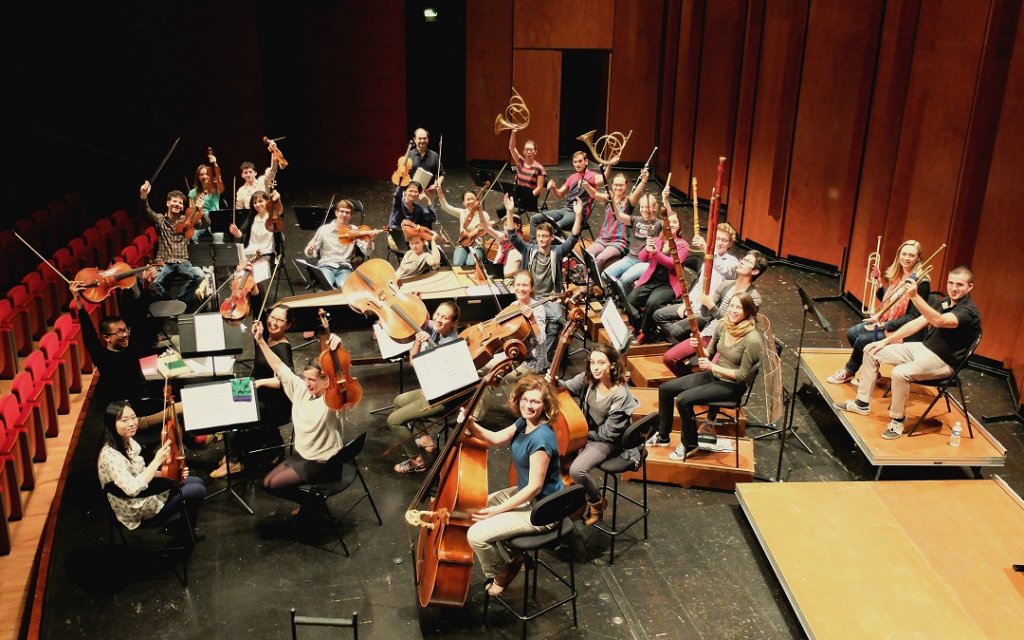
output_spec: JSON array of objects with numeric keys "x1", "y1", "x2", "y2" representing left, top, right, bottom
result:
[
  {"x1": 415, "y1": 434, "x2": 436, "y2": 454},
  {"x1": 394, "y1": 457, "x2": 427, "y2": 474}
]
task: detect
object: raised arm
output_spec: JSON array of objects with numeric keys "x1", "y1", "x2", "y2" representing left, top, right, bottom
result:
[
  {"x1": 138, "y1": 181, "x2": 161, "y2": 225},
  {"x1": 508, "y1": 128, "x2": 523, "y2": 164},
  {"x1": 252, "y1": 320, "x2": 287, "y2": 376},
  {"x1": 627, "y1": 167, "x2": 649, "y2": 207}
]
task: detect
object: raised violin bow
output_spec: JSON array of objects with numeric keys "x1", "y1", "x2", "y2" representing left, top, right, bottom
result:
[
  {"x1": 320, "y1": 193, "x2": 337, "y2": 228},
  {"x1": 13, "y1": 232, "x2": 71, "y2": 284},
  {"x1": 148, "y1": 137, "x2": 180, "y2": 185}
]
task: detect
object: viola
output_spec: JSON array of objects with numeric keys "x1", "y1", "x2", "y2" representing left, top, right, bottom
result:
[
  {"x1": 75, "y1": 261, "x2": 162, "y2": 304},
  {"x1": 219, "y1": 257, "x2": 260, "y2": 322},
  {"x1": 207, "y1": 146, "x2": 225, "y2": 195},
  {"x1": 317, "y1": 309, "x2": 362, "y2": 411},
  {"x1": 338, "y1": 225, "x2": 387, "y2": 246},
  {"x1": 262, "y1": 137, "x2": 286, "y2": 233},
  {"x1": 176, "y1": 201, "x2": 205, "y2": 240},
  {"x1": 405, "y1": 347, "x2": 526, "y2": 608},
  {"x1": 342, "y1": 258, "x2": 429, "y2": 343},
  {"x1": 401, "y1": 219, "x2": 440, "y2": 243},
  {"x1": 158, "y1": 384, "x2": 185, "y2": 483},
  {"x1": 392, "y1": 139, "x2": 414, "y2": 186},
  {"x1": 457, "y1": 184, "x2": 489, "y2": 248}
]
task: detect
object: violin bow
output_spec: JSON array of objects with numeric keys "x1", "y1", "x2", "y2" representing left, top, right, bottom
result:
[
  {"x1": 320, "y1": 193, "x2": 337, "y2": 228},
  {"x1": 148, "y1": 137, "x2": 180, "y2": 186},
  {"x1": 255, "y1": 257, "x2": 283, "y2": 322},
  {"x1": 437, "y1": 135, "x2": 443, "y2": 184},
  {"x1": 13, "y1": 232, "x2": 71, "y2": 284},
  {"x1": 232, "y1": 176, "x2": 237, "y2": 227}
]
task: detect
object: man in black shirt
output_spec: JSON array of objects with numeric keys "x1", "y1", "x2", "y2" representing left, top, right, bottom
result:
[{"x1": 835, "y1": 265, "x2": 981, "y2": 439}]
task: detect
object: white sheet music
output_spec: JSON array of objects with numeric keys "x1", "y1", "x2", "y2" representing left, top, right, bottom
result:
[
  {"x1": 412, "y1": 167, "x2": 433, "y2": 188},
  {"x1": 411, "y1": 339, "x2": 479, "y2": 403},
  {"x1": 181, "y1": 379, "x2": 259, "y2": 432},
  {"x1": 601, "y1": 302, "x2": 632, "y2": 351},
  {"x1": 373, "y1": 323, "x2": 413, "y2": 360},
  {"x1": 252, "y1": 256, "x2": 271, "y2": 282},
  {"x1": 194, "y1": 313, "x2": 226, "y2": 351}
]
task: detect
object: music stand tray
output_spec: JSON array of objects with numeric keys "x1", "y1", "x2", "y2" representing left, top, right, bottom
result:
[
  {"x1": 178, "y1": 313, "x2": 245, "y2": 359},
  {"x1": 294, "y1": 258, "x2": 335, "y2": 291}
]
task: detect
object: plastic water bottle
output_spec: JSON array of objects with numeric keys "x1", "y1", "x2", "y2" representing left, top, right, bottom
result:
[{"x1": 949, "y1": 421, "x2": 962, "y2": 447}]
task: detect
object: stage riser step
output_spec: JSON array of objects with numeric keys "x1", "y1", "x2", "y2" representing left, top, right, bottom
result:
[{"x1": 626, "y1": 432, "x2": 755, "y2": 491}]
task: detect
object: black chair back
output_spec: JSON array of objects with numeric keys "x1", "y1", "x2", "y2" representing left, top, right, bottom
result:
[
  {"x1": 621, "y1": 413, "x2": 657, "y2": 450},
  {"x1": 337, "y1": 431, "x2": 367, "y2": 465},
  {"x1": 530, "y1": 485, "x2": 586, "y2": 528}
]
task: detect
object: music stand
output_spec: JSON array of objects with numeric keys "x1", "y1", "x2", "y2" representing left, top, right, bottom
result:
[
  {"x1": 293, "y1": 258, "x2": 335, "y2": 292},
  {"x1": 294, "y1": 206, "x2": 331, "y2": 231},
  {"x1": 206, "y1": 209, "x2": 243, "y2": 235},
  {"x1": 211, "y1": 243, "x2": 245, "y2": 306}
]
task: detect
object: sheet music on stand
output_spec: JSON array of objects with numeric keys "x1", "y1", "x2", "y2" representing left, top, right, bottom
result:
[
  {"x1": 194, "y1": 313, "x2": 227, "y2": 351},
  {"x1": 601, "y1": 302, "x2": 632, "y2": 352},
  {"x1": 411, "y1": 339, "x2": 479, "y2": 403},
  {"x1": 412, "y1": 167, "x2": 433, "y2": 188},
  {"x1": 181, "y1": 378, "x2": 260, "y2": 433},
  {"x1": 373, "y1": 322, "x2": 413, "y2": 360}
]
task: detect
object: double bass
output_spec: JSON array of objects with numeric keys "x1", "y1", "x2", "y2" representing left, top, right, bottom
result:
[
  {"x1": 406, "y1": 342, "x2": 526, "y2": 608},
  {"x1": 317, "y1": 309, "x2": 362, "y2": 411},
  {"x1": 342, "y1": 258, "x2": 430, "y2": 343}
]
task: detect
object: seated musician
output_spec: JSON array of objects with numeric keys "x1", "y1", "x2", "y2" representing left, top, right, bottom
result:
[
  {"x1": 657, "y1": 250, "x2": 767, "y2": 374},
  {"x1": 138, "y1": 181, "x2": 208, "y2": 307},
  {"x1": 187, "y1": 154, "x2": 224, "y2": 243},
  {"x1": 550, "y1": 344, "x2": 638, "y2": 526},
  {"x1": 464, "y1": 375, "x2": 563, "y2": 597},
  {"x1": 626, "y1": 210, "x2": 689, "y2": 343},
  {"x1": 387, "y1": 301, "x2": 460, "y2": 474},
  {"x1": 98, "y1": 400, "x2": 207, "y2": 541},
  {"x1": 235, "y1": 161, "x2": 268, "y2": 209},
  {"x1": 649, "y1": 293, "x2": 763, "y2": 460},
  {"x1": 582, "y1": 161, "x2": 649, "y2": 270},
  {"x1": 252, "y1": 319, "x2": 346, "y2": 515},
  {"x1": 603, "y1": 191, "x2": 663, "y2": 291},
  {"x1": 304, "y1": 199, "x2": 379, "y2": 289},
  {"x1": 534, "y1": 151, "x2": 602, "y2": 230},
  {"x1": 388, "y1": 181, "x2": 436, "y2": 252},
  {"x1": 688, "y1": 222, "x2": 740, "y2": 296},
  {"x1": 434, "y1": 175, "x2": 490, "y2": 267},
  {"x1": 827, "y1": 239, "x2": 930, "y2": 385},
  {"x1": 395, "y1": 232, "x2": 442, "y2": 281},
  {"x1": 481, "y1": 270, "x2": 547, "y2": 376},
  {"x1": 479, "y1": 194, "x2": 524, "y2": 278},
  {"x1": 228, "y1": 190, "x2": 285, "y2": 312},
  {"x1": 835, "y1": 266, "x2": 980, "y2": 440}
]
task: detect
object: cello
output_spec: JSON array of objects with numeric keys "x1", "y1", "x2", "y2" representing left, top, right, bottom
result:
[
  {"x1": 317, "y1": 309, "x2": 362, "y2": 411},
  {"x1": 158, "y1": 384, "x2": 185, "y2": 482},
  {"x1": 406, "y1": 342, "x2": 526, "y2": 608},
  {"x1": 342, "y1": 258, "x2": 430, "y2": 343}
]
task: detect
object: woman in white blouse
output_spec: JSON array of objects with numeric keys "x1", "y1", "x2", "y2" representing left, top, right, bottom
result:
[{"x1": 97, "y1": 400, "x2": 207, "y2": 540}]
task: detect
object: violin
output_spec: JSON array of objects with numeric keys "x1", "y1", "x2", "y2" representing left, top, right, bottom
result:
[
  {"x1": 342, "y1": 258, "x2": 429, "y2": 343},
  {"x1": 262, "y1": 137, "x2": 286, "y2": 233},
  {"x1": 401, "y1": 219, "x2": 440, "y2": 243},
  {"x1": 75, "y1": 261, "x2": 162, "y2": 304},
  {"x1": 207, "y1": 146, "x2": 225, "y2": 195},
  {"x1": 457, "y1": 181, "x2": 489, "y2": 248},
  {"x1": 158, "y1": 384, "x2": 185, "y2": 483},
  {"x1": 317, "y1": 309, "x2": 362, "y2": 411},
  {"x1": 176, "y1": 199, "x2": 205, "y2": 240},
  {"x1": 219, "y1": 256, "x2": 260, "y2": 322},
  {"x1": 392, "y1": 139, "x2": 414, "y2": 186},
  {"x1": 337, "y1": 225, "x2": 387, "y2": 245}
]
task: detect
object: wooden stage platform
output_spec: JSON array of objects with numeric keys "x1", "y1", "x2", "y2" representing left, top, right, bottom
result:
[
  {"x1": 737, "y1": 479, "x2": 1024, "y2": 639},
  {"x1": 800, "y1": 348, "x2": 1005, "y2": 476}
]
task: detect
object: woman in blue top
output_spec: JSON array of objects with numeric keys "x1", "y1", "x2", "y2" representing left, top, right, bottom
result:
[{"x1": 464, "y1": 374, "x2": 563, "y2": 597}]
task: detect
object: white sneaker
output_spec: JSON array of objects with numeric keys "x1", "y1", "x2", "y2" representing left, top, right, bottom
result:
[
  {"x1": 668, "y1": 444, "x2": 693, "y2": 460},
  {"x1": 881, "y1": 420, "x2": 904, "y2": 440},
  {"x1": 646, "y1": 434, "x2": 671, "y2": 447},
  {"x1": 833, "y1": 400, "x2": 869, "y2": 416}
]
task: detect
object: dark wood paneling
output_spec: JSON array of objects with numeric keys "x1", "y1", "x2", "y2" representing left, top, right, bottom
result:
[
  {"x1": 465, "y1": 0, "x2": 514, "y2": 162},
  {"x1": 692, "y1": 0, "x2": 747, "y2": 208},
  {"x1": 513, "y1": 0, "x2": 614, "y2": 50},
  {"x1": 608, "y1": 0, "x2": 665, "y2": 163},
  {"x1": 512, "y1": 50, "x2": 562, "y2": 166},
  {"x1": 843, "y1": 0, "x2": 922, "y2": 297},
  {"x1": 668, "y1": 0, "x2": 706, "y2": 188},
  {"x1": 729, "y1": 0, "x2": 766, "y2": 235},
  {"x1": 780, "y1": 0, "x2": 884, "y2": 265},
  {"x1": 738, "y1": 0, "x2": 808, "y2": 254}
]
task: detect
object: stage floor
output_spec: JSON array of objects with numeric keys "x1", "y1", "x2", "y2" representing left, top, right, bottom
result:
[
  {"x1": 738, "y1": 478, "x2": 1024, "y2": 639},
  {"x1": 800, "y1": 348, "x2": 1006, "y2": 473}
]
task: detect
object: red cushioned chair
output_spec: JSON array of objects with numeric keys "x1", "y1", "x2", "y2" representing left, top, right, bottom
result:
[
  {"x1": 92, "y1": 218, "x2": 120, "y2": 260},
  {"x1": 133, "y1": 235, "x2": 154, "y2": 264},
  {"x1": 0, "y1": 317, "x2": 18, "y2": 379},
  {"x1": 111, "y1": 209, "x2": 139, "y2": 241},
  {"x1": 14, "y1": 366, "x2": 58, "y2": 439},
  {"x1": 36, "y1": 262, "x2": 70, "y2": 313},
  {"x1": 22, "y1": 271, "x2": 57, "y2": 326},
  {"x1": 82, "y1": 227, "x2": 109, "y2": 269},
  {"x1": 13, "y1": 218, "x2": 39, "y2": 262},
  {"x1": 26, "y1": 347, "x2": 68, "y2": 418},
  {"x1": 145, "y1": 226, "x2": 157, "y2": 246},
  {"x1": 0, "y1": 298, "x2": 32, "y2": 357},
  {"x1": 40, "y1": 330, "x2": 80, "y2": 395},
  {"x1": 1, "y1": 427, "x2": 22, "y2": 520},
  {"x1": 55, "y1": 313, "x2": 91, "y2": 375},
  {"x1": 5, "y1": 379, "x2": 45, "y2": 463},
  {"x1": 118, "y1": 245, "x2": 141, "y2": 269},
  {"x1": 0, "y1": 230, "x2": 22, "y2": 288},
  {"x1": 68, "y1": 237, "x2": 96, "y2": 272},
  {"x1": 7, "y1": 283, "x2": 46, "y2": 341},
  {"x1": 0, "y1": 394, "x2": 35, "y2": 490}
]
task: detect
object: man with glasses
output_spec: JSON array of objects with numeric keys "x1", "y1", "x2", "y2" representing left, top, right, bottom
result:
[{"x1": 304, "y1": 199, "x2": 381, "y2": 289}]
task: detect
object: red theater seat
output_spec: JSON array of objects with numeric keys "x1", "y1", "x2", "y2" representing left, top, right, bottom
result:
[
  {"x1": 26, "y1": 348, "x2": 67, "y2": 418},
  {"x1": 55, "y1": 312, "x2": 91, "y2": 374},
  {"x1": 0, "y1": 298, "x2": 32, "y2": 357},
  {"x1": 7, "y1": 283, "x2": 46, "y2": 341},
  {"x1": 40, "y1": 330, "x2": 80, "y2": 395},
  {"x1": 13, "y1": 365, "x2": 58, "y2": 439},
  {"x1": 6, "y1": 378, "x2": 46, "y2": 462},
  {"x1": 0, "y1": 394, "x2": 35, "y2": 490}
]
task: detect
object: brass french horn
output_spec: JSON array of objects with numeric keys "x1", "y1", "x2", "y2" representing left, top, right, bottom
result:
[
  {"x1": 494, "y1": 88, "x2": 530, "y2": 134},
  {"x1": 577, "y1": 129, "x2": 633, "y2": 165}
]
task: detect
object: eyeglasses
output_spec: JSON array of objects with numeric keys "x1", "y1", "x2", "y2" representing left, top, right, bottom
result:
[
  {"x1": 103, "y1": 327, "x2": 131, "y2": 337},
  {"x1": 267, "y1": 315, "x2": 289, "y2": 323}
]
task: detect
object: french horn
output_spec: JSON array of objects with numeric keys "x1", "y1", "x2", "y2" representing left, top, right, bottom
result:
[{"x1": 494, "y1": 88, "x2": 530, "y2": 134}]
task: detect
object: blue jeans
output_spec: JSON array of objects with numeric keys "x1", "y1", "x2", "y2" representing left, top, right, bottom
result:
[
  {"x1": 603, "y1": 255, "x2": 647, "y2": 289},
  {"x1": 154, "y1": 476, "x2": 206, "y2": 529},
  {"x1": 154, "y1": 261, "x2": 205, "y2": 304},
  {"x1": 453, "y1": 246, "x2": 484, "y2": 267},
  {"x1": 533, "y1": 207, "x2": 581, "y2": 231},
  {"x1": 844, "y1": 322, "x2": 886, "y2": 374},
  {"x1": 319, "y1": 264, "x2": 353, "y2": 289}
]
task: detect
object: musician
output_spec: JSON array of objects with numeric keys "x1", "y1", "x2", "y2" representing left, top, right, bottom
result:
[
  {"x1": 536, "y1": 151, "x2": 604, "y2": 230},
  {"x1": 464, "y1": 375, "x2": 563, "y2": 597},
  {"x1": 387, "y1": 301, "x2": 460, "y2": 474},
  {"x1": 304, "y1": 199, "x2": 379, "y2": 289},
  {"x1": 626, "y1": 211, "x2": 690, "y2": 342},
  {"x1": 211, "y1": 304, "x2": 295, "y2": 479},
  {"x1": 406, "y1": 128, "x2": 441, "y2": 190},
  {"x1": 657, "y1": 250, "x2": 767, "y2": 373},
  {"x1": 827, "y1": 240, "x2": 930, "y2": 385},
  {"x1": 480, "y1": 202, "x2": 524, "y2": 278},
  {"x1": 434, "y1": 175, "x2": 490, "y2": 266},
  {"x1": 98, "y1": 400, "x2": 206, "y2": 541},
  {"x1": 229, "y1": 190, "x2": 283, "y2": 258},
  {"x1": 685, "y1": 222, "x2": 740, "y2": 297},
  {"x1": 481, "y1": 270, "x2": 548, "y2": 376},
  {"x1": 395, "y1": 232, "x2": 442, "y2": 281},
  {"x1": 138, "y1": 181, "x2": 208, "y2": 306},
  {"x1": 649, "y1": 293, "x2": 763, "y2": 457},
  {"x1": 388, "y1": 181, "x2": 437, "y2": 252},
  {"x1": 602, "y1": 191, "x2": 663, "y2": 290},
  {"x1": 835, "y1": 265, "x2": 981, "y2": 440},
  {"x1": 583, "y1": 164, "x2": 650, "y2": 270},
  {"x1": 507, "y1": 199, "x2": 583, "y2": 367},
  {"x1": 235, "y1": 161, "x2": 268, "y2": 209},
  {"x1": 509, "y1": 128, "x2": 547, "y2": 206},
  {"x1": 252, "y1": 319, "x2": 346, "y2": 513},
  {"x1": 188, "y1": 158, "x2": 224, "y2": 243},
  {"x1": 553, "y1": 345, "x2": 638, "y2": 526}
]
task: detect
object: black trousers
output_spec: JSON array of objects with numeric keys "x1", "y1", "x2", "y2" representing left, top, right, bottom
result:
[{"x1": 657, "y1": 370, "x2": 744, "y2": 448}]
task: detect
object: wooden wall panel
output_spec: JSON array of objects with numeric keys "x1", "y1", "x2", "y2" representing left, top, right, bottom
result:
[
  {"x1": 728, "y1": 0, "x2": 766, "y2": 235},
  {"x1": 886, "y1": 0, "x2": 990, "y2": 279},
  {"x1": 513, "y1": 0, "x2": 614, "y2": 50},
  {"x1": 512, "y1": 50, "x2": 562, "y2": 165},
  {"x1": 608, "y1": 0, "x2": 665, "y2": 163},
  {"x1": 780, "y1": 0, "x2": 884, "y2": 265},
  {"x1": 737, "y1": 0, "x2": 808, "y2": 254},
  {"x1": 655, "y1": 0, "x2": 684, "y2": 176},
  {"x1": 466, "y1": 0, "x2": 514, "y2": 162},
  {"x1": 843, "y1": 0, "x2": 922, "y2": 298},
  {"x1": 692, "y1": 0, "x2": 748, "y2": 208},
  {"x1": 667, "y1": 0, "x2": 706, "y2": 186}
]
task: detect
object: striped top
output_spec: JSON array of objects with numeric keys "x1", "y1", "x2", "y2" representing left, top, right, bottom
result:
[
  {"x1": 596, "y1": 199, "x2": 633, "y2": 252},
  {"x1": 515, "y1": 158, "x2": 547, "y2": 189}
]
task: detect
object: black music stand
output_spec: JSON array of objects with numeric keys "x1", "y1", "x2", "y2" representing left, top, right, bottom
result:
[
  {"x1": 207, "y1": 209, "x2": 246, "y2": 235},
  {"x1": 294, "y1": 206, "x2": 331, "y2": 231},
  {"x1": 293, "y1": 258, "x2": 335, "y2": 292}
]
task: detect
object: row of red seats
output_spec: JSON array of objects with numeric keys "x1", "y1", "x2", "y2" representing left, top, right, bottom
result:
[{"x1": 0, "y1": 207, "x2": 151, "y2": 555}]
